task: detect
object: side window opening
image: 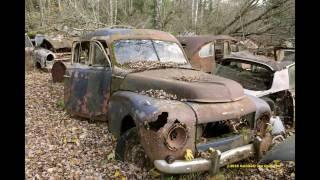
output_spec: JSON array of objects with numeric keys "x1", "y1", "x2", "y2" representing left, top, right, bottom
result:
[
  {"x1": 73, "y1": 41, "x2": 90, "y2": 65},
  {"x1": 224, "y1": 41, "x2": 231, "y2": 56},
  {"x1": 215, "y1": 40, "x2": 224, "y2": 59},
  {"x1": 216, "y1": 61, "x2": 273, "y2": 91},
  {"x1": 199, "y1": 42, "x2": 214, "y2": 58},
  {"x1": 92, "y1": 41, "x2": 110, "y2": 67}
]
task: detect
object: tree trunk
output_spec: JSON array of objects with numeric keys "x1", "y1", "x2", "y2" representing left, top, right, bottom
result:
[
  {"x1": 154, "y1": 0, "x2": 162, "y2": 29},
  {"x1": 110, "y1": 0, "x2": 113, "y2": 25},
  {"x1": 200, "y1": 0, "x2": 204, "y2": 27},
  {"x1": 39, "y1": 0, "x2": 44, "y2": 27},
  {"x1": 191, "y1": 0, "x2": 194, "y2": 27},
  {"x1": 231, "y1": 0, "x2": 290, "y2": 34},
  {"x1": 97, "y1": 0, "x2": 100, "y2": 24},
  {"x1": 194, "y1": 0, "x2": 198, "y2": 32},
  {"x1": 47, "y1": 0, "x2": 51, "y2": 14},
  {"x1": 114, "y1": 0, "x2": 118, "y2": 24},
  {"x1": 57, "y1": 0, "x2": 62, "y2": 15},
  {"x1": 217, "y1": 0, "x2": 258, "y2": 34}
]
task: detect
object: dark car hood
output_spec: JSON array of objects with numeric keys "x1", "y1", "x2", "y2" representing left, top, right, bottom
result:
[{"x1": 120, "y1": 68, "x2": 245, "y2": 103}]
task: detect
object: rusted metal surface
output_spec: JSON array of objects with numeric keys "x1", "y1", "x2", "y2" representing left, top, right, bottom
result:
[
  {"x1": 81, "y1": 28, "x2": 180, "y2": 45},
  {"x1": 177, "y1": 35, "x2": 237, "y2": 58},
  {"x1": 176, "y1": 35, "x2": 237, "y2": 73},
  {"x1": 187, "y1": 96, "x2": 256, "y2": 124},
  {"x1": 51, "y1": 61, "x2": 71, "y2": 83},
  {"x1": 108, "y1": 91, "x2": 197, "y2": 161},
  {"x1": 64, "y1": 67, "x2": 112, "y2": 120},
  {"x1": 120, "y1": 68, "x2": 245, "y2": 103},
  {"x1": 64, "y1": 28, "x2": 274, "y2": 172}
]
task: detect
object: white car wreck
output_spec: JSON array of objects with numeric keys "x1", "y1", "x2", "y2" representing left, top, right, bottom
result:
[{"x1": 215, "y1": 51, "x2": 295, "y2": 126}]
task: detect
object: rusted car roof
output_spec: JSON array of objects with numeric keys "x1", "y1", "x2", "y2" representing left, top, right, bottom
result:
[
  {"x1": 223, "y1": 51, "x2": 292, "y2": 71},
  {"x1": 176, "y1": 35, "x2": 237, "y2": 58},
  {"x1": 81, "y1": 28, "x2": 180, "y2": 44}
]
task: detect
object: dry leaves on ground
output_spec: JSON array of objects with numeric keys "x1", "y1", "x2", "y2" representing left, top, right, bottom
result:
[{"x1": 25, "y1": 70, "x2": 295, "y2": 180}]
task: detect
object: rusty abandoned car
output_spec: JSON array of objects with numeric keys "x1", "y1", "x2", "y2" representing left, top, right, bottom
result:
[
  {"x1": 215, "y1": 51, "x2": 295, "y2": 125},
  {"x1": 176, "y1": 35, "x2": 239, "y2": 73},
  {"x1": 64, "y1": 28, "x2": 274, "y2": 175},
  {"x1": 25, "y1": 34, "x2": 75, "y2": 72}
]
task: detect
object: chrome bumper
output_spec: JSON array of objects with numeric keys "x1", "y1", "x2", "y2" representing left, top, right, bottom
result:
[{"x1": 154, "y1": 144, "x2": 255, "y2": 174}]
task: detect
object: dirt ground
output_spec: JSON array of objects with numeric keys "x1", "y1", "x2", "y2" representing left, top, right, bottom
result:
[{"x1": 25, "y1": 70, "x2": 295, "y2": 180}]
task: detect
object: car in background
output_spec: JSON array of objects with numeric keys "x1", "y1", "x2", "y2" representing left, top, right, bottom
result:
[
  {"x1": 215, "y1": 51, "x2": 295, "y2": 125},
  {"x1": 176, "y1": 35, "x2": 239, "y2": 73}
]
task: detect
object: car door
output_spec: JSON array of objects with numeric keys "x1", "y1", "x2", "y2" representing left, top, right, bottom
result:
[{"x1": 64, "y1": 40, "x2": 112, "y2": 120}]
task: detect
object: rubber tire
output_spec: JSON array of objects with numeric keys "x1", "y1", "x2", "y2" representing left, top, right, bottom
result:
[
  {"x1": 115, "y1": 127, "x2": 139, "y2": 161},
  {"x1": 115, "y1": 127, "x2": 152, "y2": 169}
]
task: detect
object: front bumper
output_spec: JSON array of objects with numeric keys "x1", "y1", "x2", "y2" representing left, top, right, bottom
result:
[{"x1": 154, "y1": 143, "x2": 255, "y2": 174}]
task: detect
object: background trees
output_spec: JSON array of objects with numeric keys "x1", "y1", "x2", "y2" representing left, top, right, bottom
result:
[{"x1": 25, "y1": 0, "x2": 294, "y2": 46}]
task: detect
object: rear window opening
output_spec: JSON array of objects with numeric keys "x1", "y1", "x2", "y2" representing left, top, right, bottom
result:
[{"x1": 215, "y1": 60, "x2": 274, "y2": 91}]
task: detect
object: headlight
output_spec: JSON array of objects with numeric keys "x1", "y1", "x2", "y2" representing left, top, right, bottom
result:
[{"x1": 164, "y1": 122, "x2": 188, "y2": 151}]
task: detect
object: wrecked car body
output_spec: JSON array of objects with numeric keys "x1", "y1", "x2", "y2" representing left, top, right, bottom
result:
[
  {"x1": 64, "y1": 28, "x2": 272, "y2": 175},
  {"x1": 176, "y1": 35, "x2": 238, "y2": 73},
  {"x1": 31, "y1": 34, "x2": 75, "y2": 72},
  {"x1": 215, "y1": 51, "x2": 295, "y2": 125}
]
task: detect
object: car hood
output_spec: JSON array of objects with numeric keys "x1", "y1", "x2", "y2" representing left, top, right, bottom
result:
[{"x1": 120, "y1": 68, "x2": 245, "y2": 103}]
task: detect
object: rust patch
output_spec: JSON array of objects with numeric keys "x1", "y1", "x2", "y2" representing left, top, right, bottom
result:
[
  {"x1": 147, "y1": 112, "x2": 168, "y2": 131},
  {"x1": 164, "y1": 121, "x2": 188, "y2": 151},
  {"x1": 51, "y1": 61, "x2": 67, "y2": 83}
]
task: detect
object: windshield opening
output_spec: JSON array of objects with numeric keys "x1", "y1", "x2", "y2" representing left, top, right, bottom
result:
[
  {"x1": 113, "y1": 39, "x2": 187, "y2": 69},
  {"x1": 215, "y1": 60, "x2": 274, "y2": 91}
]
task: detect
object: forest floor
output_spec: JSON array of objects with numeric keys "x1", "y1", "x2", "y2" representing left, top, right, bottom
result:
[{"x1": 25, "y1": 70, "x2": 295, "y2": 180}]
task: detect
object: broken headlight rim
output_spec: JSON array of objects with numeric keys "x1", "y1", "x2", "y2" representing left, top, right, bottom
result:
[{"x1": 164, "y1": 122, "x2": 188, "y2": 151}]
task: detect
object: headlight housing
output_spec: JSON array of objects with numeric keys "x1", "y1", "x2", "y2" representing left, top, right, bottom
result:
[{"x1": 164, "y1": 122, "x2": 188, "y2": 151}]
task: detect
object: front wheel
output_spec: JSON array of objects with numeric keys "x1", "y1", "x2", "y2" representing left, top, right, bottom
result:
[{"x1": 115, "y1": 127, "x2": 152, "y2": 168}]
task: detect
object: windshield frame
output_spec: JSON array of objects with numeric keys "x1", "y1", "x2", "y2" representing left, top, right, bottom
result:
[{"x1": 110, "y1": 38, "x2": 190, "y2": 68}]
